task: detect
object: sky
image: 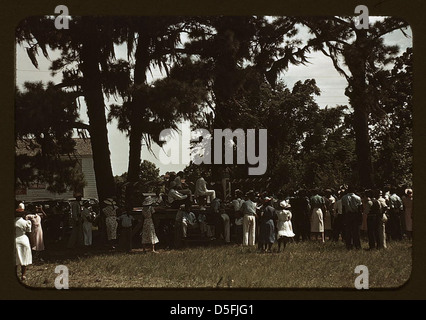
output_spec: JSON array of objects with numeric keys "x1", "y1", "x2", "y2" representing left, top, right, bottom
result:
[{"x1": 15, "y1": 18, "x2": 413, "y2": 176}]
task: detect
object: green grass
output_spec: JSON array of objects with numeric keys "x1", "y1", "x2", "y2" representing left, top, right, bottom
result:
[{"x1": 19, "y1": 239, "x2": 412, "y2": 289}]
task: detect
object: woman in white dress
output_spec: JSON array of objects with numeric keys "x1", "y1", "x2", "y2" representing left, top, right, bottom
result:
[
  {"x1": 141, "y1": 196, "x2": 159, "y2": 253},
  {"x1": 276, "y1": 200, "x2": 295, "y2": 252},
  {"x1": 15, "y1": 203, "x2": 32, "y2": 280}
]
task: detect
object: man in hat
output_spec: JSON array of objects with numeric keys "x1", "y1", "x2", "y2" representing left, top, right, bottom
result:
[
  {"x1": 194, "y1": 174, "x2": 216, "y2": 206},
  {"x1": 67, "y1": 193, "x2": 84, "y2": 249}
]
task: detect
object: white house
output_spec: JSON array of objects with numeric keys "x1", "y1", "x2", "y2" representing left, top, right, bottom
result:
[{"x1": 15, "y1": 138, "x2": 98, "y2": 201}]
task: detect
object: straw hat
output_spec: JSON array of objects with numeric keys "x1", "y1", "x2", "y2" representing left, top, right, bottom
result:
[
  {"x1": 280, "y1": 200, "x2": 291, "y2": 209},
  {"x1": 16, "y1": 203, "x2": 25, "y2": 212},
  {"x1": 264, "y1": 196, "x2": 273, "y2": 203},
  {"x1": 142, "y1": 196, "x2": 155, "y2": 206}
]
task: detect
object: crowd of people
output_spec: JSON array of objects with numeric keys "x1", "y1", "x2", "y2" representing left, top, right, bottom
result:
[
  {"x1": 14, "y1": 170, "x2": 413, "y2": 281},
  {"x1": 226, "y1": 184, "x2": 413, "y2": 252},
  {"x1": 158, "y1": 171, "x2": 413, "y2": 252}
]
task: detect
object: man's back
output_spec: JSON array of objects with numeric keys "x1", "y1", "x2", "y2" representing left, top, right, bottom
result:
[
  {"x1": 241, "y1": 199, "x2": 256, "y2": 215},
  {"x1": 310, "y1": 194, "x2": 324, "y2": 208},
  {"x1": 388, "y1": 193, "x2": 403, "y2": 211},
  {"x1": 341, "y1": 193, "x2": 362, "y2": 213}
]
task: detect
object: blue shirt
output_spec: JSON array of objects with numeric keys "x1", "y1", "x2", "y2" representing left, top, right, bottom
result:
[
  {"x1": 341, "y1": 193, "x2": 362, "y2": 213},
  {"x1": 241, "y1": 200, "x2": 257, "y2": 216}
]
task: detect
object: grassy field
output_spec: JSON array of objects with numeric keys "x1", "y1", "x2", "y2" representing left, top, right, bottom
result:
[{"x1": 18, "y1": 238, "x2": 412, "y2": 289}]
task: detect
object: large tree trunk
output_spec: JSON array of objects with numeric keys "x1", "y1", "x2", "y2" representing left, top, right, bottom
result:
[
  {"x1": 125, "y1": 28, "x2": 151, "y2": 206},
  {"x1": 211, "y1": 19, "x2": 241, "y2": 184},
  {"x1": 80, "y1": 17, "x2": 116, "y2": 202},
  {"x1": 353, "y1": 106, "x2": 373, "y2": 188},
  {"x1": 346, "y1": 29, "x2": 374, "y2": 189}
]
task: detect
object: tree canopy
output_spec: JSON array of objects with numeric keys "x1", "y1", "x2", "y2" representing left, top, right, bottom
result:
[{"x1": 16, "y1": 15, "x2": 412, "y2": 201}]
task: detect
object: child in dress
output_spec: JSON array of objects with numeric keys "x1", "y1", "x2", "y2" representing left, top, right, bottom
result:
[
  {"x1": 276, "y1": 200, "x2": 295, "y2": 252},
  {"x1": 141, "y1": 196, "x2": 159, "y2": 253}
]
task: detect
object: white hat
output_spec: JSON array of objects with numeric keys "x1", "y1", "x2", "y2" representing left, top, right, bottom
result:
[
  {"x1": 103, "y1": 198, "x2": 117, "y2": 206},
  {"x1": 142, "y1": 196, "x2": 155, "y2": 206},
  {"x1": 280, "y1": 200, "x2": 291, "y2": 209},
  {"x1": 16, "y1": 203, "x2": 25, "y2": 212}
]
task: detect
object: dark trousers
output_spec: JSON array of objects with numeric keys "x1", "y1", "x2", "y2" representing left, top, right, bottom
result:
[
  {"x1": 344, "y1": 213, "x2": 361, "y2": 250},
  {"x1": 332, "y1": 215, "x2": 345, "y2": 242},
  {"x1": 119, "y1": 227, "x2": 132, "y2": 251},
  {"x1": 367, "y1": 215, "x2": 380, "y2": 249},
  {"x1": 293, "y1": 216, "x2": 311, "y2": 242},
  {"x1": 234, "y1": 225, "x2": 243, "y2": 244},
  {"x1": 389, "y1": 211, "x2": 403, "y2": 241}
]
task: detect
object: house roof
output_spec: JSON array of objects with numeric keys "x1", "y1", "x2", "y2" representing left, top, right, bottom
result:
[{"x1": 16, "y1": 138, "x2": 93, "y2": 157}]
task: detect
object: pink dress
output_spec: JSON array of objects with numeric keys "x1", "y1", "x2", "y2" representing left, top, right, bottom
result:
[{"x1": 26, "y1": 214, "x2": 45, "y2": 251}]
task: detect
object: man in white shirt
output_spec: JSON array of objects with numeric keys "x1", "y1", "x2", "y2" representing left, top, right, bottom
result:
[{"x1": 195, "y1": 175, "x2": 216, "y2": 205}]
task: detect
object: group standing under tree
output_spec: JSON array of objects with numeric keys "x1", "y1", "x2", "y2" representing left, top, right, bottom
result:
[{"x1": 15, "y1": 177, "x2": 413, "y2": 282}]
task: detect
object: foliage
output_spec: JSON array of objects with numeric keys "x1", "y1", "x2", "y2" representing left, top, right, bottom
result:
[
  {"x1": 16, "y1": 16, "x2": 413, "y2": 198},
  {"x1": 15, "y1": 81, "x2": 87, "y2": 194},
  {"x1": 302, "y1": 16, "x2": 410, "y2": 188},
  {"x1": 370, "y1": 48, "x2": 413, "y2": 188},
  {"x1": 115, "y1": 160, "x2": 161, "y2": 205}
]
